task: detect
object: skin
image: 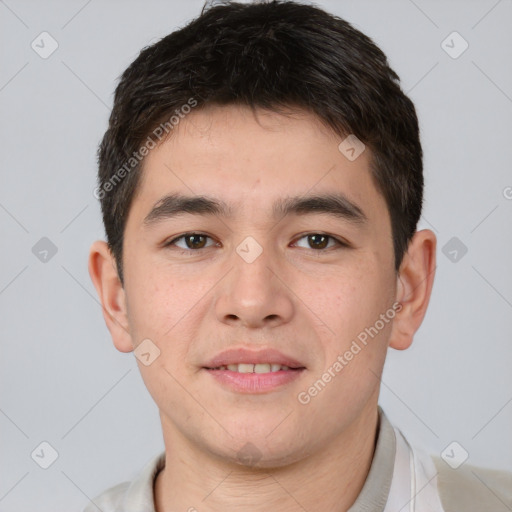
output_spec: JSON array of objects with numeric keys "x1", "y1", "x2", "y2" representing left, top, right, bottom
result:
[{"x1": 89, "y1": 104, "x2": 436, "y2": 512}]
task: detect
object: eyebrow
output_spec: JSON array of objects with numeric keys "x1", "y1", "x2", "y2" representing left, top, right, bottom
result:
[{"x1": 143, "y1": 192, "x2": 368, "y2": 227}]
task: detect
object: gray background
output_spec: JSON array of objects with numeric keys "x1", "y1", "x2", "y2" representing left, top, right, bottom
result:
[{"x1": 1, "y1": 0, "x2": 511, "y2": 510}]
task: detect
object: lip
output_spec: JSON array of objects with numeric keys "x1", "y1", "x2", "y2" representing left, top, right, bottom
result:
[
  {"x1": 203, "y1": 347, "x2": 306, "y2": 369},
  {"x1": 202, "y1": 347, "x2": 306, "y2": 394},
  {"x1": 205, "y1": 367, "x2": 305, "y2": 393}
]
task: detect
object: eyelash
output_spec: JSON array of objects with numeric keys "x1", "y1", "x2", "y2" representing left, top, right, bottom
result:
[{"x1": 163, "y1": 232, "x2": 348, "y2": 253}]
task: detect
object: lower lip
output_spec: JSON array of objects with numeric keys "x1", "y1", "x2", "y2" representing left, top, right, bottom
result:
[{"x1": 204, "y1": 368, "x2": 305, "y2": 393}]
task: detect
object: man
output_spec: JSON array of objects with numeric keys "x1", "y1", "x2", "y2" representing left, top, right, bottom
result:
[{"x1": 87, "y1": 1, "x2": 512, "y2": 510}]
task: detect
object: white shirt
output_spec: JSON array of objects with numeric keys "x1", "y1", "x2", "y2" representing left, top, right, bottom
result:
[{"x1": 83, "y1": 407, "x2": 512, "y2": 512}]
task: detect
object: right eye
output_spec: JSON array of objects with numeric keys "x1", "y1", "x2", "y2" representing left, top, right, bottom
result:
[{"x1": 164, "y1": 232, "x2": 218, "y2": 251}]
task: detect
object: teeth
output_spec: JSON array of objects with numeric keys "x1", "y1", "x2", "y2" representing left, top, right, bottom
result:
[
  {"x1": 212, "y1": 363, "x2": 294, "y2": 373},
  {"x1": 254, "y1": 363, "x2": 271, "y2": 373},
  {"x1": 238, "y1": 363, "x2": 254, "y2": 374}
]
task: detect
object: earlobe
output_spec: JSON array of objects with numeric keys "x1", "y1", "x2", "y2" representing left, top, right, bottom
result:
[
  {"x1": 88, "y1": 240, "x2": 134, "y2": 353},
  {"x1": 388, "y1": 229, "x2": 437, "y2": 351}
]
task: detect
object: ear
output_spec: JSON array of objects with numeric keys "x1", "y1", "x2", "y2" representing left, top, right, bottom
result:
[
  {"x1": 389, "y1": 229, "x2": 437, "y2": 351},
  {"x1": 88, "y1": 240, "x2": 134, "y2": 353}
]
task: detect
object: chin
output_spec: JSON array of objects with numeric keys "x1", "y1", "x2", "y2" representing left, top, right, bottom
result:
[
  {"x1": 208, "y1": 428, "x2": 314, "y2": 470},
  {"x1": 225, "y1": 444, "x2": 309, "y2": 470}
]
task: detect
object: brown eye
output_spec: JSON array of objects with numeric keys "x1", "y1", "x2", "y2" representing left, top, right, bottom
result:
[
  {"x1": 307, "y1": 234, "x2": 329, "y2": 249},
  {"x1": 294, "y1": 233, "x2": 342, "y2": 250},
  {"x1": 184, "y1": 234, "x2": 207, "y2": 249},
  {"x1": 165, "y1": 233, "x2": 216, "y2": 251}
]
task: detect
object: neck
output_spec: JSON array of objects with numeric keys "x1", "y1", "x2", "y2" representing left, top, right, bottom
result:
[{"x1": 154, "y1": 403, "x2": 380, "y2": 512}]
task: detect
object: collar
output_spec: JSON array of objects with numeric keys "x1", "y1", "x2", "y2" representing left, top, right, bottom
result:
[
  {"x1": 120, "y1": 406, "x2": 396, "y2": 512},
  {"x1": 348, "y1": 405, "x2": 396, "y2": 511}
]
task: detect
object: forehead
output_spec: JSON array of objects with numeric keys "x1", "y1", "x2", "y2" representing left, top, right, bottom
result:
[{"x1": 130, "y1": 104, "x2": 389, "y2": 230}]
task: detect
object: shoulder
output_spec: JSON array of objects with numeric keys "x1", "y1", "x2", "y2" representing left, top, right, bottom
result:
[
  {"x1": 82, "y1": 481, "x2": 130, "y2": 512},
  {"x1": 82, "y1": 451, "x2": 165, "y2": 512},
  {"x1": 432, "y1": 456, "x2": 512, "y2": 512}
]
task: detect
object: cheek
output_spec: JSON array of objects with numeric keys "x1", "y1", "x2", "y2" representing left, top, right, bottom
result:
[
  {"x1": 126, "y1": 277, "x2": 174, "y2": 338},
  {"x1": 301, "y1": 262, "x2": 393, "y2": 361},
  {"x1": 124, "y1": 251, "x2": 195, "y2": 336},
  {"x1": 296, "y1": 262, "x2": 378, "y2": 328},
  {"x1": 124, "y1": 263, "x2": 213, "y2": 373}
]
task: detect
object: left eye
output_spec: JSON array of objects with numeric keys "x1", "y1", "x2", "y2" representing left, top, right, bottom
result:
[{"x1": 293, "y1": 233, "x2": 343, "y2": 250}]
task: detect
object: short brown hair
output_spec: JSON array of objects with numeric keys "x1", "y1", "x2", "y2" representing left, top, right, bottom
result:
[{"x1": 96, "y1": 0, "x2": 423, "y2": 284}]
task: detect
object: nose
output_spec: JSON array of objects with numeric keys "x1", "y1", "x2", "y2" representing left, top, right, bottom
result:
[{"x1": 214, "y1": 242, "x2": 295, "y2": 329}]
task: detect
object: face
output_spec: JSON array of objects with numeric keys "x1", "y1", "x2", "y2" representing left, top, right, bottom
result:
[{"x1": 119, "y1": 105, "x2": 399, "y2": 466}]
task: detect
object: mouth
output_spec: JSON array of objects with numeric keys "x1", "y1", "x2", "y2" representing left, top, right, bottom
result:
[
  {"x1": 203, "y1": 365, "x2": 305, "y2": 393},
  {"x1": 205, "y1": 363, "x2": 304, "y2": 373},
  {"x1": 203, "y1": 347, "x2": 306, "y2": 371},
  {"x1": 202, "y1": 348, "x2": 306, "y2": 393}
]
